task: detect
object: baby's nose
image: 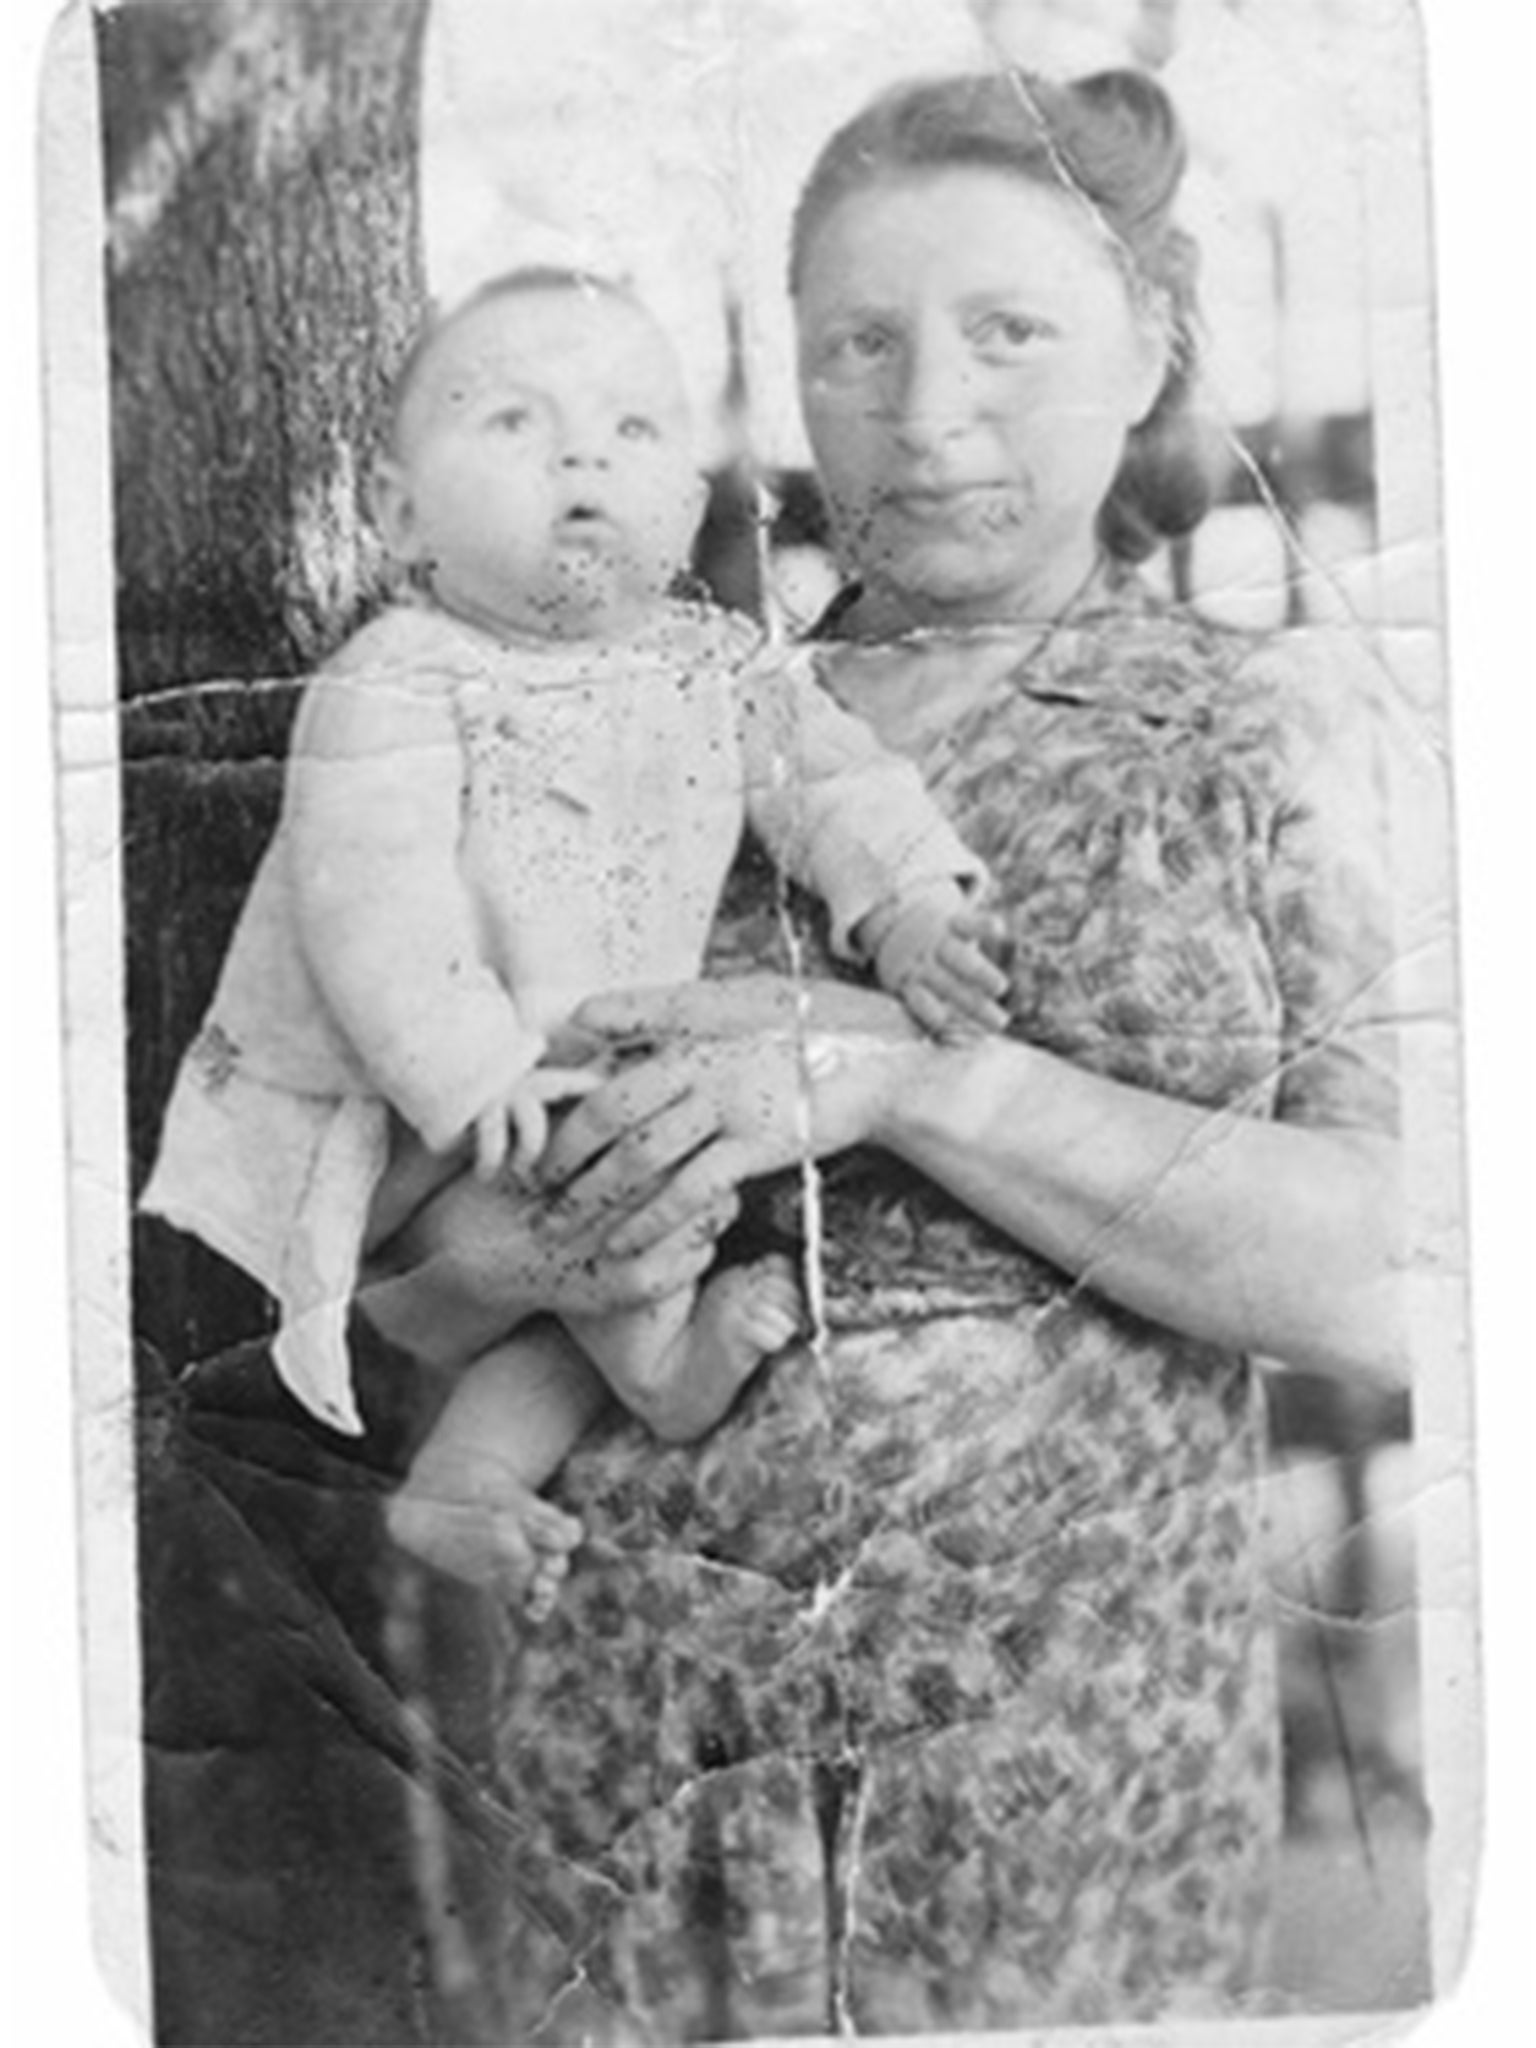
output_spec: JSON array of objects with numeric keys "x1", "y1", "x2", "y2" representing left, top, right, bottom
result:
[{"x1": 557, "y1": 428, "x2": 611, "y2": 469}]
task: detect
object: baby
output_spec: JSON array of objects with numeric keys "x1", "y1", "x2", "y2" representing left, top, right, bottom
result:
[{"x1": 143, "y1": 268, "x2": 1006, "y2": 1611}]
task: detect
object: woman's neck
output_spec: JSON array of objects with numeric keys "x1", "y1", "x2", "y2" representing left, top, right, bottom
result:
[{"x1": 844, "y1": 542, "x2": 1107, "y2": 642}]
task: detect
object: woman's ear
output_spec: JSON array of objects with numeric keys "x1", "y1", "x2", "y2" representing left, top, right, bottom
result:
[
  {"x1": 1125, "y1": 295, "x2": 1175, "y2": 428},
  {"x1": 370, "y1": 456, "x2": 418, "y2": 561}
]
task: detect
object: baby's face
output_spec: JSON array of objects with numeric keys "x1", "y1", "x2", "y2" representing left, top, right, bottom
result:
[{"x1": 383, "y1": 287, "x2": 707, "y2": 640}]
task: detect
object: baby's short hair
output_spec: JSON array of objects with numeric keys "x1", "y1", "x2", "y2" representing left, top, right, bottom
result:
[{"x1": 387, "y1": 266, "x2": 643, "y2": 449}]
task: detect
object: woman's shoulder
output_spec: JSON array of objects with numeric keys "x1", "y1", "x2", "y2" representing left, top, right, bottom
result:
[
  {"x1": 1068, "y1": 582, "x2": 1423, "y2": 773},
  {"x1": 1214, "y1": 619, "x2": 1434, "y2": 836},
  {"x1": 1223, "y1": 615, "x2": 1406, "y2": 729}
]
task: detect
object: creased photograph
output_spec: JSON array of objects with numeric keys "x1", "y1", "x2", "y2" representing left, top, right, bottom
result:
[{"x1": 40, "y1": 1, "x2": 1479, "y2": 2042}]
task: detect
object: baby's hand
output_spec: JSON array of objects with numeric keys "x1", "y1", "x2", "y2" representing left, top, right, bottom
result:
[
  {"x1": 873, "y1": 892, "x2": 1010, "y2": 1041},
  {"x1": 474, "y1": 1066, "x2": 602, "y2": 1183}
]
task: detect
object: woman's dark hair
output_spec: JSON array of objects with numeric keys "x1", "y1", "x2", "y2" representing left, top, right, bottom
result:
[{"x1": 790, "y1": 69, "x2": 1212, "y2": 563}]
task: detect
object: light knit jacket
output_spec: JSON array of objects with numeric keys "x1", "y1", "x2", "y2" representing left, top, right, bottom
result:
[{"x1": 143, "y1": 598, "x2": 983, "y2": 1432}]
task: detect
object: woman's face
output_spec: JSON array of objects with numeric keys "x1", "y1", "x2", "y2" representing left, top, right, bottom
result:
[{"x1": 796, "y1": 167, "x2": 1168, "y2": 628}]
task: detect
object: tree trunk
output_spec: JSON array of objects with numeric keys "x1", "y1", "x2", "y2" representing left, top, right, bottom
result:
[
  {"x1": 103, "y1": 0, "x2": 430, "y2": 691},
  {"x1": 104, "y1": 0, "x2": 430, "y2": 1228},
  {"x1": 100, "y1": 9, "x2": 438, "y2": 2042}
]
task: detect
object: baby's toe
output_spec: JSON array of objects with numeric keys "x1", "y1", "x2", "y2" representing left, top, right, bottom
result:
[
  {"x1": 485, "y1": 1513, "x2": 535, "y2": 1582},
  {"x1": 524, "y1": 1552, "x2": 573, "y2": 1623},
  {"x1": 524, "y1": 1497, "x2": 584, "y2": 1554},
  {"x1": 745, "y1": 1305, "x2": 801, "y2": 1354}
]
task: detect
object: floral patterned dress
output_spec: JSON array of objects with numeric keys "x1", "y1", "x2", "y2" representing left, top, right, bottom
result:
[{"x1": 468, "y1": 580, "x2": 1406, "y2": 2041}]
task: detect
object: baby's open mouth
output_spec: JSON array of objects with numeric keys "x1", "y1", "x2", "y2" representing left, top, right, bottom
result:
[{"x1": 553, "y1": 504, "x2": 619, "y2": 548}]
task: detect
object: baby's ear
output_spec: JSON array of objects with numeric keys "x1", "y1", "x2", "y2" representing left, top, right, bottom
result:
[
  {"x1": 685, "y1": 464, "x2": 711, "y2": 538},
  {"x1": 369, "y1": 456, "x2": 418, "y2": 560}
]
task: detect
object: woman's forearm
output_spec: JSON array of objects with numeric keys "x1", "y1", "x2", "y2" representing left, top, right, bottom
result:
[{"x1": 873, "y1": 1033, "x2": 1406, "y2": 1384}]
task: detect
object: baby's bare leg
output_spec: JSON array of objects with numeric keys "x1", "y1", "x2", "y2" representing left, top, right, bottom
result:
[
  {"x1": 567, "y1": 1256, "x2": 803, "y2": 1445},
  {"x1": 362, "y1": 1121, "x2": 464, "y2": 1259},
  {"x1": 386, "y1": 1322, "x2": 607, "y2": 1615}
]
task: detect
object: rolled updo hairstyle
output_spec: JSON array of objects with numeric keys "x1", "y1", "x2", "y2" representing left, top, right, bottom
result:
[{"x1": 790, "y1": 68, "x2": 1212, "y2": 564}]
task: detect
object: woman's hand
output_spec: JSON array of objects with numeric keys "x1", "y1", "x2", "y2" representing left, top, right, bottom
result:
[
  {"x1": 540, "y1": 976, "x2": 928, "y2": 1256},
  {"x1": 357, "y1": 1152, "x2": 739, "y2": 1374},
  {"x1": 360, "y1": 975, "x2": 926, "y2": 1371}
]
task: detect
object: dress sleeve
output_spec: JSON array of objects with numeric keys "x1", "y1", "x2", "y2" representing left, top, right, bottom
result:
[
  {"x1": 1256, "y1": 629, "x2": 1448, "y2": 1138},
  {"x1": 285, "y1": 660, "x2": 544, "y2": 1151},
  {"x1": 735, "y1": 645, "x2": 987, "y2": 956}
]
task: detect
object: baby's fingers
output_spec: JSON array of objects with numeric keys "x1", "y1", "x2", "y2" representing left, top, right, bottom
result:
[
  {"x1": 905, "y1": 966, "x2": 1008, "y2": 1039},
  {"x1": 509, "y1": 1097, "x2": 550, "y2": 1181},
  {"x1": 936, "y1": 931, "x2": 1010, "y2": 1000},
  {"x1": 898, "y1": 979, "x2": 964, "y2": 1042},
  {"x1": 951, "y1": 907, "x2": 1011, "y2": 960},
  {"x1": 474, "y1": 1108, "x2": 510, "y2": 1182}
]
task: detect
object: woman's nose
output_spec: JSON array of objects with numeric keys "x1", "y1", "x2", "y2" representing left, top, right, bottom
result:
[{"x1": 888, "y1": 334, "x2": 978, "y2": 451}]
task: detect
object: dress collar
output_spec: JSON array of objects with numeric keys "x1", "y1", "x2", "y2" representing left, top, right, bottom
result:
[{"x1": 810, "y1": 555, "x2": 1133, "y2": 647}]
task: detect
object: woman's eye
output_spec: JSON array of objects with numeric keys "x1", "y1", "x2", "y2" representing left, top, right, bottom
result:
[
  {"x1": 973, "y1": 312, "x2": 1047, "y2": 355},
  {"x1": 841, "y1": 326, "x2": 893, "y2": 363},
  {"x1": 813, "y1": 326, "x2": 896, "y2": 382},
  {"x1": 617, "y1": 414, "x2": 661, "y2": 442},
  {"x1": 490, "y1": 406, "x2": 533, "y2": 433}
]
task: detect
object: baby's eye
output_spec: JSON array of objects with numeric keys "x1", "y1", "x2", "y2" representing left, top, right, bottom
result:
[
  {"x1": 489, "y1": 405, "x2": 534, "y2": 433},
  {"x1": 617, "y1": 414, "x2": 661, "y2": 442}
]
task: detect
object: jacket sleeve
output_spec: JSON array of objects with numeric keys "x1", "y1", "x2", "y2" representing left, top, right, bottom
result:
[
  {"x1": 285, "y1": 663, "x2": 544, "y2": 1151},
  {"x1": 736, "y1": 646, "x2": 987, "y2": 956}
]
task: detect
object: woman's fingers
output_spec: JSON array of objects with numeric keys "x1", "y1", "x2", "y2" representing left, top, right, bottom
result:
[
  {"x1": 603, "y1": 1138, "x2": 753, "y2": 1258},
  {"x1": 572, "y1": 975, "x2": 803, "y2": 1046},
  {"x1": 542, "y1": 1080, "x2": 723, "y2": 1225},
  {"x1": 608, "y1": 1193, "x2": 741, "y2": 1302},
  {"x1": 528, "y1": 1064, "x2": 604, "y2": 1105},
  {"x1": 563, "y1": 984, "x2": 690, "y2": 1047},
  {"x1": 536, "y1": 1058, "x2": 698, "y2": 1188}
]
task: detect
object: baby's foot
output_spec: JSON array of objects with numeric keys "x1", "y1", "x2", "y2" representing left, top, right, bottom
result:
[
  {"x1": 386, "y1": 1460, "x2": 582, "y2": 1615},
  {"x1": 688, "y1": 1255, "x2": 804, "y2": 1399}
]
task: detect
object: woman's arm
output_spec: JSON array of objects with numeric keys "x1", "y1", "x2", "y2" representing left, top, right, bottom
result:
[
  {"x1": 554, "y1": 637, "x2": 1421, "y2": 1390},
  {"x1": 548, "y1": 980, "x2": 1405, "y2": 1387},
  {"x1": 876, "y1": 1032, "x2": 1405, "y2": 1385}
]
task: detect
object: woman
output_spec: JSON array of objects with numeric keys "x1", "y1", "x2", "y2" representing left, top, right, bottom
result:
[{"x1": 364, "y1": 67, "x2": 1411, "y2": 2037}]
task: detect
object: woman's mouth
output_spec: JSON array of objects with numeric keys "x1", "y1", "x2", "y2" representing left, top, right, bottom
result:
[{"x1": 879, "y1": 482, "x2": 1026, "y2": 528}]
